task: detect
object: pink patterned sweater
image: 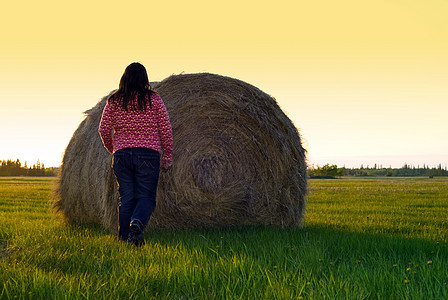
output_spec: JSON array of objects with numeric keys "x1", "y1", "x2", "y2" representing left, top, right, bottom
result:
[{"x1": 98, "y1": 92, "x2": 173, "y2": 169}]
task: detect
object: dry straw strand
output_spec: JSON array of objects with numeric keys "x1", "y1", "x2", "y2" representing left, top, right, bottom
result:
[{"x1": 54, "y1": 73, "x2": 307, "y2": 232}]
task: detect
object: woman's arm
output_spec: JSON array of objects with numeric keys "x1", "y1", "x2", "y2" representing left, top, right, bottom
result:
[
  {"x1": 155, "y1": 95, "x2": 173, "y2": 169},
  {"x1": 98, "y1": 102, "x2": 115, "y2": 153}
]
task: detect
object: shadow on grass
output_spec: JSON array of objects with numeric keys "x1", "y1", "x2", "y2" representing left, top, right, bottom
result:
[
  {"x1": 56, "y1": 222, "x2": 446, "y2": 265},
  {"x1": 3, "y1": 223, "x2": 447, "y2": 299},
  {"x1": 147, "y1": 224, "x2": 446, "y2": 266},
  {"x1": 8, "y1": 219, "x2": 446, "y2": 269},
  {"x1": 145, "y1": 225, "x2": 447, "y2": 298}
]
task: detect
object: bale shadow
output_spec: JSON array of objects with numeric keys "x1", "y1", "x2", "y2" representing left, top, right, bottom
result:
[{"x1": 147, "y1": 224, "x2": 446, "y2": 267}]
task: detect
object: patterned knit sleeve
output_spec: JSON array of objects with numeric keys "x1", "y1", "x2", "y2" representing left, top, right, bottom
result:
[
  {"x1": 154, "y1": 94, "x2": 173, "y2": 168},
  {"x1": 98, "y1": 101, "x2": 115, "y2": 153}
]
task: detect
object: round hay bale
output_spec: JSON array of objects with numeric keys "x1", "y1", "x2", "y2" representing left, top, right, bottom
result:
[{"x1": 55, "y1": 73, "x2": 307, "y2": 231}]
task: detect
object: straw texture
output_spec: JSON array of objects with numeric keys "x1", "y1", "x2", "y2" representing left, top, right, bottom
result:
[{"x1": 55, "y1": 73, "x2": 307, "y2": 231}]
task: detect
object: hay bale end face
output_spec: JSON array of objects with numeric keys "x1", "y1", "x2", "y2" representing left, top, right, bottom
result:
[{"x1": 55, "y1": 73, "x2": 307, "y2": 231}]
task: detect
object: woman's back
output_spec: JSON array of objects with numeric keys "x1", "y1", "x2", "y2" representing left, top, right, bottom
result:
[{"x1": 100, "y1": 92, "x2": 172, "y2": 157}]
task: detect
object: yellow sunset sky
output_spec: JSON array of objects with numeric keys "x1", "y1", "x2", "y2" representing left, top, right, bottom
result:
[{"x1": 1, "y1": 0, "x2": 447, "y2": 168}]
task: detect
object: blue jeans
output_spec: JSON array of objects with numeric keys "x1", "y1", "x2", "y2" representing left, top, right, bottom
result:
[{"x1": 113, "y1": 148, "x2": 160, "y2": 240}]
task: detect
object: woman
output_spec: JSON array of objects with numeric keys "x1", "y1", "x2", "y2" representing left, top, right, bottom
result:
[{"x1": 99, "y1": 62, "x2": 173, "y2": 246}]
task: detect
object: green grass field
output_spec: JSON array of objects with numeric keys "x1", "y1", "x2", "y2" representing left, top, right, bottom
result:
[{"x1": 1, "y1": 177, "x2": 447, "y2": 299}]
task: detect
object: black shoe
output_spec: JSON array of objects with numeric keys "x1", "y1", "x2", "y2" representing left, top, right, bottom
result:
[{"x1": 128, "y1": 221, "x2": 145, "y2": 246}]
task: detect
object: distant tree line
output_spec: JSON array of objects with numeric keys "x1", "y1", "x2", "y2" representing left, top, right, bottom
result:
[
  {"x1": 308, "y1": 163, "x2": 448, "y2": 178},
  {"x1": 0, "y1": 159, "x2": 59, "y2": 177},
  {"x1": 308, "y1": 164, "x2": 344, "y2": 178}
]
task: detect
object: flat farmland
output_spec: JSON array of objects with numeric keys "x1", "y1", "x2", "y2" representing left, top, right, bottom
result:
[{"x1": 1, "y1": 177, "x2": 447, "y2": 299}]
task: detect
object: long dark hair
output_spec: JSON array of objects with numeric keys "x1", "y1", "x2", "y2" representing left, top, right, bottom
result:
[{"x1": 108, "y1": 62, "x2": 155, "y2": 111}]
